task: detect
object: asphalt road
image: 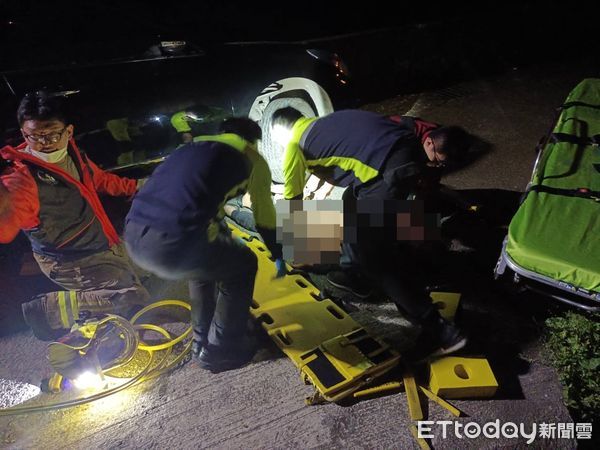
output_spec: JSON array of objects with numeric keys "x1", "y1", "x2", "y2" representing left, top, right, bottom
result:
[{"x1": 1, "y1": 58, "x2": 597, "y2": 449}]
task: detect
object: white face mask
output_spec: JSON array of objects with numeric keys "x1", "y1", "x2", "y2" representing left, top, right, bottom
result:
[{"x1": 26, "y1": 145, "x2": 69, "y2": 164}]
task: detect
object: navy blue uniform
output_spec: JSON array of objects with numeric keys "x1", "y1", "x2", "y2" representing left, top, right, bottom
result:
[
  {"x1": 283, "y1": 110, "x2": 423, "y2": 199},
  {"x1": 127, "y1": 141, "x2": 249, "y2": 235},
  {"x1": 125, "y1": 134, "x2": 279, "y2": 351}
]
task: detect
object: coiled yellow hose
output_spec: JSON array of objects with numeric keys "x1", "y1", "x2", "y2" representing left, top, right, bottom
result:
[{"x1": 0, "y1": 300, "x2": 192, "y2": 416}]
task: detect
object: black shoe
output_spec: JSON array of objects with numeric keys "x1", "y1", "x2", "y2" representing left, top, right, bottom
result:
[
  {"x1": 433, "y1": 318, "x2": 467, "y2": 356},
  {"x1": 21, "y1": 297, "x2": 66, "y2": 341},
  {"x1": 326, "y1": 270, "x2": 372, "y2": 299},
  {"x1": 195, "y1": 341, "x2": 257, "y2": 373},
  {"x1": 191, "y1": 327, "x2": 208, "y2": 358},
  {"x1": 405, "y1": 317, "x2": 467, "y2": 364}
]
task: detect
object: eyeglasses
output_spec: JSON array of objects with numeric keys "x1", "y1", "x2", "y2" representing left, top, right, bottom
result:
[{"x1": 22, "y1": 127, "x2": 67, "y2": 144}]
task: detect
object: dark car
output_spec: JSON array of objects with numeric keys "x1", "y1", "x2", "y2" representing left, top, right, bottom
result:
[
  {"x1": 0, "y1": 40, "x2": 351, "y2": 173},
  {"x1": 1, "y1": 1, "x2": 363, "y2": 170}
]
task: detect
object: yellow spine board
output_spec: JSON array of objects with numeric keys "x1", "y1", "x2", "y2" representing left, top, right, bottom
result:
[
  {"x1": 403, "y1": 372, "x2": 423, "y2": 421},
  {"x1": 419, "y1": 385, "x2": 462, "y2": 417},
  {"x1": 229, "y1": 225, "x2": 400, "y2": 402},
  {"x1": 429, "y1": 292, "x2": 461, "y2": 321},
  {"x1": 353, "y1": 381, "x2": 404, "y2": 398},
  {"x1": 428, "y1": 356, "x2": 498, "y2": 399}
]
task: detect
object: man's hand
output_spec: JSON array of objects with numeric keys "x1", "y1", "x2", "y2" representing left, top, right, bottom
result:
[
  {"x1": 1, "y1": 162, "x2": 34, "y2": 193},
  {"x1": 0, "y1": 163, "x2": 40, "y2": 232},
  {"x1": 274, "y1": 258, "x2": 287, "y2": 278}
]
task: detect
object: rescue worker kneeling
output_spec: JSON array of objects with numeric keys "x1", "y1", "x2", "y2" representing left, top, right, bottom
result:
[
  {"x1": 124, "y1": 118, "x2": 285, "y2": 373},
  {"x1": 0, "y1": 91, "x2": 150, "y2": 340}
]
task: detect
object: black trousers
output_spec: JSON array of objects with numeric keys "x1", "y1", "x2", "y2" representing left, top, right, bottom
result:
[{"x1": 124, "y1": 221, "x2": 258, "y2": 348}]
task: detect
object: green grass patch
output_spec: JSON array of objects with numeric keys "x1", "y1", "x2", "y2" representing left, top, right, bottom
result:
[{"x1": 545, "y1": 311, "x2": 600, "y2": 426}]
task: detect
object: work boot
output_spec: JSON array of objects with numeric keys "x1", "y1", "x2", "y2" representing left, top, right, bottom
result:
[
  {"x1": 405, "y1": 309, "x2": 467, "y2": 363},
  {"x1": 195, "y1": 338, "x2": 257, "y2": 373},
  {"x1": 326, "y1": 270, "x2": 372, "y2": 299},
  {"x1": 21, "y1": 296, "x2": 67, "y2": 341}
]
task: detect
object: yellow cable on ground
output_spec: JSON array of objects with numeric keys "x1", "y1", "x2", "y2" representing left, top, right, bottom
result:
[
  {"x1": 0, "y1": 300, "x2": 192, "y2": 416},
  {"x1": 130, "y1": 300, "x2": 192, "y2": 352},
  {"x1": 0, "y1": 345, "x2": 158, "y2": 416}
]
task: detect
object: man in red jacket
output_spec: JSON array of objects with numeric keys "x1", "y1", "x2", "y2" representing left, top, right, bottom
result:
[{"x1": 0, "y1": 91, "x2": 150, "y2": 340}]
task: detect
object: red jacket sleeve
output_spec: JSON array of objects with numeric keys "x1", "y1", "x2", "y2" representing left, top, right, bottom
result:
[
  {"x1": 0, "y1": 163, "x2": 40, "y2": 242},
  {"x1": 0, "y1": 184, "x2": 20, "y2": 243},
  {"x1": 87, "y1": 158, "x2": 137, "y2": 197}
]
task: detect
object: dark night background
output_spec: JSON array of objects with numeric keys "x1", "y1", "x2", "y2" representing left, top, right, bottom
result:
[
  {"x1": 0, "y1": 2, "x2": 599, "y2": 447},
  {"x1": 1, "y1": 0, "x2": 598, "y2": 98}
]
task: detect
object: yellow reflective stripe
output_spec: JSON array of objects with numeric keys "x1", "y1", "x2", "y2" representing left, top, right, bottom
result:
[
  {"x1": 283, "y1": 142, "x2": 306, "y2": 199},
  {"x1": 246, "y1": 150, "x2": 276, "y2": 229},
  {"x1": 290, "y1": 117, "x2": 317, "y2": 145},
  {"x1": 69, "y1": 291, "x2": 79, "y2": 322},
  {"x1": 57, "y1": 291, "x2": 70, "y2": 328},
  {"x1": 306, "y1": 156, "x2": 379, "y2": 183},
  {"x1": 193, "y1": 133, "x2": 249, "y2": 152},
  {"x1": 283, "y1": 118, "x2": 316, "y2": 199}
]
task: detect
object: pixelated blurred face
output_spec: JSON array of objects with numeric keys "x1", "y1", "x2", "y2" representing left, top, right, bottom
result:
[
  {"x1": 396, "y1": 212, "x2": 424, "y2": 240},
  {"x1": 278, "y1": 200, "x2": 344, "y2": 265},
  {"x1": 276, "y1": 199, "x2": 440, "y2": 266},
  {"x1": 396, "y1": 201, "x2": 441, "y2": 241},
  {"x1": 291, "y1": 210, "x2": 344, "y2": 265},
  {"x1": 352, "y1": 199, "x2": 440, "y2": 243}
]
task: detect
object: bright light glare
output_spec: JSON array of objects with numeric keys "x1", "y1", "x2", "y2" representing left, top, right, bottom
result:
[
  {"x1": 271, "y1": 124, "x2": 293, "y2": 147},
  {"x1": 73, "y1": 372, "x2": 106, "y2": 390}
]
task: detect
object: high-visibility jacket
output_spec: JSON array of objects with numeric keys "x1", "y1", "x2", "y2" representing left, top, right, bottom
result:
[{"x1": 0, "y1": 139, "x2": 137, "y2": 257}]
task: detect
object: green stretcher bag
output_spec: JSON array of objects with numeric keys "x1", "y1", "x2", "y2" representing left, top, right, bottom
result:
[{"x1": 495, "y1": 78, "x2": 600, "y2": 312}]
